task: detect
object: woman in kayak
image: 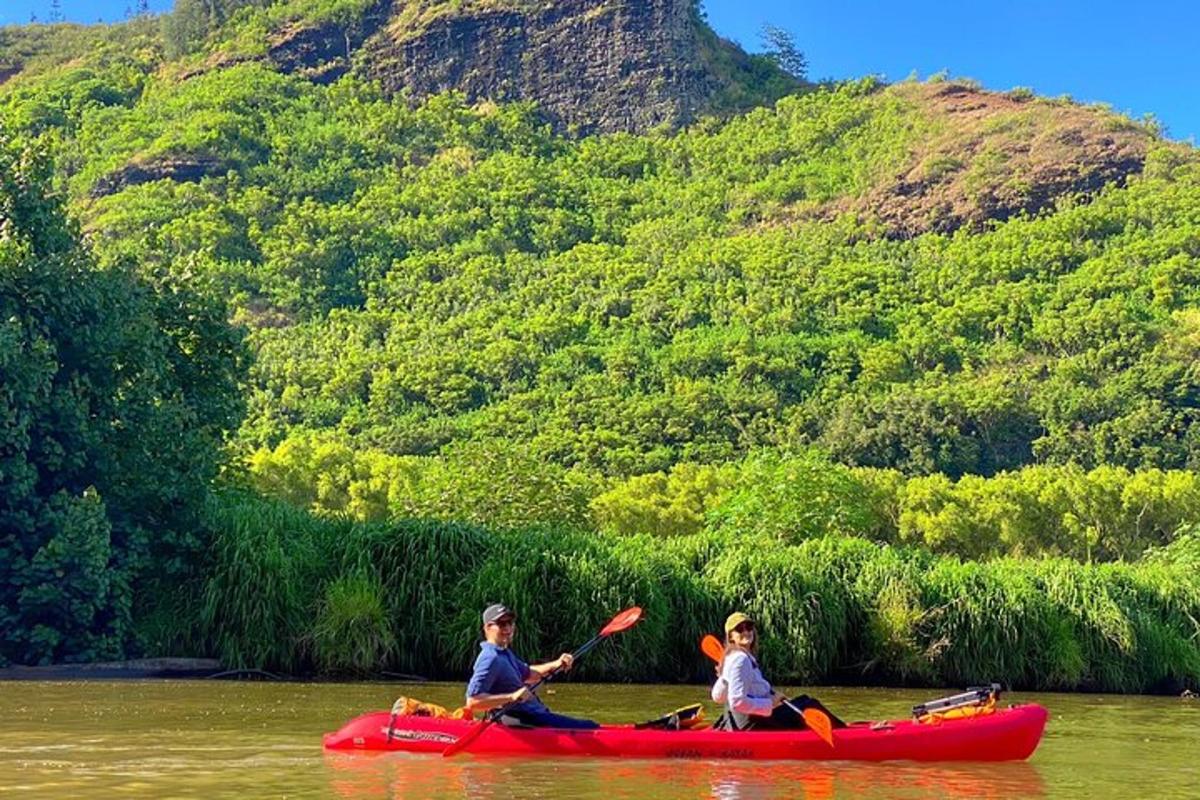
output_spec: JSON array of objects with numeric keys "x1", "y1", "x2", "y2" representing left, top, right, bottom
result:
[
  {"x1": 711, "y1": 612, "x2": 844, "y2": 731},
  {"x1": 465, "y1": 603, "x2": 599, "y2": 730}
]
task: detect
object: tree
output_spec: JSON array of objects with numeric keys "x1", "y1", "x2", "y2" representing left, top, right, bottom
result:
[
  {"x1": 760, "y1": 24, "x2": 808, "y2": 80},
  {"x1": 163, "y1": 0, "x2": 212, "y2": 57},
  {"x1": 0, "y1": 130, "x2": 247, "y2": 665}
]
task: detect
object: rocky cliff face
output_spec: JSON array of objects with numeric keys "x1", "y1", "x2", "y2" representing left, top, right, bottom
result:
[
  {"x1": 357, "y1": 0, "x2": 734, "y2": 134},
  {"x1": 257, "y1": 0, "x2": 787, "y2": 135}
]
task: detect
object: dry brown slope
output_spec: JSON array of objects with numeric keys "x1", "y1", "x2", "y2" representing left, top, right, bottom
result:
[{"x1": 836, "y1": 81, "x2": 1151, "y2": 237}]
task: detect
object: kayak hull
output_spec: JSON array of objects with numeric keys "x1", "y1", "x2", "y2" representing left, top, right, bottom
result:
[{"x1": 323, "y1": 703, "x2": 1047, "y2": 761}]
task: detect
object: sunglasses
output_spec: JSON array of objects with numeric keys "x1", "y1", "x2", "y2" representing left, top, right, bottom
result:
[
  {"x1": 733, "y1": 623, "x2": 756, "y2": 634},
  {"x1": 490, "y1": 618, "x2": 516, "y2": 628}
]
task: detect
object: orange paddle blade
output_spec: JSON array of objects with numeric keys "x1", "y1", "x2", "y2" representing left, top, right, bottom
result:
[
  {"x1": 803, "y1": 708, "x2": 835, "y2": 748},
  {"x1": 599, "y1": 606, "x2": 643, "y2": 636},
  {"x1": 700, "y1": 634, "x2": 725, "y2": 664}
]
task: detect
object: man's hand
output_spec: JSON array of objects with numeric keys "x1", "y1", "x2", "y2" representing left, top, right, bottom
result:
[
  {"x1": 556, "y1": 652, "x2": 574, "y2": 672},
  {"x1": 509, "y1": 687, "x2": 532, "y2": 704}
]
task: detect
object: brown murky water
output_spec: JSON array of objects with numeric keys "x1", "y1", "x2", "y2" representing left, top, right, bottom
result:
[{"x1": 1, "y1": 681, "x2": 1196, "y2": 798}]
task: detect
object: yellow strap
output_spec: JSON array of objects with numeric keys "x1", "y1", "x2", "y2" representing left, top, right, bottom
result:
[{"x1": 918, "y1": 696, "x2": 996, "y2": 725}]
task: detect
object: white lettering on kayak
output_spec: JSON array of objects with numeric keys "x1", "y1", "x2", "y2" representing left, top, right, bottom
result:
[{"x1": 378, "y1": 727, "x2": 458, "y2": 745}]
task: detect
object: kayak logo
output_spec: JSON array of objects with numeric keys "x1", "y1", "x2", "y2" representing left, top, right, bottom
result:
[
  {"x1": 378, "y1": 727, "x2": 458, "y2": 745},
  {"x1": 666, "y1": 748, "x2": 753, "y2": 759}
]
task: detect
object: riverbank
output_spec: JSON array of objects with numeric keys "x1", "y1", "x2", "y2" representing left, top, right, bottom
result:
[
  {"x1": 0, "y1": 660, "x2": 428, "y2": 683},
  {"x1": 5, "y1": 662, "x2": 1197, "y2": 700},
  {"x1": 0, "y1": 659, "x2": 223, "y2": 681}
]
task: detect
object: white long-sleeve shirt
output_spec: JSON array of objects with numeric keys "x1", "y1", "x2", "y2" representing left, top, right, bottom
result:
[{"x1": 710, "y1": 649, "x2": 774, "y2": 717}]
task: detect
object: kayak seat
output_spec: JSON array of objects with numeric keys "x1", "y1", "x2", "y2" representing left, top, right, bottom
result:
[{"x1": 634, "y1": 703, "x2": 706, "y2": 730}]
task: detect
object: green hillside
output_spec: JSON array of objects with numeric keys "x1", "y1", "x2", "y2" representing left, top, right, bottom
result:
[
  {"x1": 67, "y1": 72, "x2": 1198, "y2": 480},
  {"x1": 2, "y1": 1, "x2": 1199, "y2": 689}
]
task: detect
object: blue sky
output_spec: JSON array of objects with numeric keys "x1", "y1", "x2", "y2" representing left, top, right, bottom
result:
[{"x1": 3, "y1": 0, "x2": 1196, "y2": 141}]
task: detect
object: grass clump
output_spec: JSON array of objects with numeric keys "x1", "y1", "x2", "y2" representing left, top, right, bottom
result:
[{"x1": 312, "y1": 573, "x2": 397, "y2": 675}]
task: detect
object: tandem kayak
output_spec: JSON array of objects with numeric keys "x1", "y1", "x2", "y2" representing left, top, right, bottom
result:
[{"x1": 323, "y1": 703, "x2": 1047, "y2": 761}]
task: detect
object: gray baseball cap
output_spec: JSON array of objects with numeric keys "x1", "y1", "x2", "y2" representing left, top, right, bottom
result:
[{"x1": 482, "y1": 603, "x2": 515, "y2": 625}]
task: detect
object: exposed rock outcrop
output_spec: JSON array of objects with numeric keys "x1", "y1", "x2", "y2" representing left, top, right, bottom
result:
[
  {"x1": 90, "y1": 155, "x2": 230, "y2": 198},
  {"x1": 360, "y1": 0, "x2": 748, "y2": 135},
  {"x1": 267, "y1": 1, "x2": 392, "y2": 86}
]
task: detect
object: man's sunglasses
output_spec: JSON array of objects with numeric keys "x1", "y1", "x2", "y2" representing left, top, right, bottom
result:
[{"x1": 489, "y1": 618, "x2": 516, "y2": 628}]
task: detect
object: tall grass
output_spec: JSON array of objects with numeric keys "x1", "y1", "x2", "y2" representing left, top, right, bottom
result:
[
  {"x1": 182, "y1": 491, "x2": 1200, "y2": 693},
  {"x1": 198, "y1": 493, "x2": 344, "y2": 672},
  {"x1": 311, "y1": 573, "x2": 397, "y2": 675}
]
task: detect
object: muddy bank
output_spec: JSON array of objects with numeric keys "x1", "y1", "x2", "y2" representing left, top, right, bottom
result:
[{"x1": 0, "y1": 658, "x2": 223, "y2": 681}]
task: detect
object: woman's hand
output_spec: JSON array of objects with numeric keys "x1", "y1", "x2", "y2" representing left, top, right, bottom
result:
[
  {"x1": 556, "y1": 652, "x2": 574, "y2": 672},
  {"x1": 772, "y1": 691, "x2": 787, "y2": 708},
  {"x1": 509, "y1": 687, "x2": 532, "y2": 704}
]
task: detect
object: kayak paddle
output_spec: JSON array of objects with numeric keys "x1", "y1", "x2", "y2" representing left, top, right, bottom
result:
[
  {"x1": 700, "y1": 632, "x2": 727, "y2": 665},
  {"x1": 701, "y1": 633, "x2": 835, "y2": 747},
  {"x1": 442, "y1": 606, "x2": 644, "y2": 757}
]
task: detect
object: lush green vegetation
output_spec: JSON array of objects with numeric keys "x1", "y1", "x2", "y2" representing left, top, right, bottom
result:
[
  {"x1": 10, "y1": 61, "x2": 1190, "y2": 484},
  {"x1": 2, "y1": 2, "x2": 1199, "y2": 688},
  {"x1": 183, "y1": 490, "x2": 1200, "y2": 693}
]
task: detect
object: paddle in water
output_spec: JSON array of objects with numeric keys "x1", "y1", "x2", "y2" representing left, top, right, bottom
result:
[
  {"x1": 701, "y1": 634, "x2": 835, "y2": 748},
  {"x1": 442, "y1": 606, "x2": 644, "y2": 757}
]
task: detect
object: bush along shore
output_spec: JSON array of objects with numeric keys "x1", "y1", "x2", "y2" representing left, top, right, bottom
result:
[{"x1": 145, "y1": 490, "x2": 1200, "y2": 694}]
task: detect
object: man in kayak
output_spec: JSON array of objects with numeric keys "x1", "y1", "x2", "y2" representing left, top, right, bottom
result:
[
  {"x1": 465, "y1": 603, "x2": 600, "y2": 730},
  {"x1": 712, "y1": 611, "x2": 845, "y2": 731}
]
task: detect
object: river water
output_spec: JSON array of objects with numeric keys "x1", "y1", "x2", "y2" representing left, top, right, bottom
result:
[{"x1": 1, "y1": 681, "x2": 1196, "y2": 799}]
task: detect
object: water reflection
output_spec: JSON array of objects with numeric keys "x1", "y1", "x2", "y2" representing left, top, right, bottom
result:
[{"x1": 325, "y1": 751, "x2": 1045, "y2": 800}]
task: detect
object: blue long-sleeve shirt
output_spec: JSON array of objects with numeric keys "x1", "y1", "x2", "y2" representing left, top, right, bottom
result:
[{"x1": 711, "y1": 650, "x2": 774, "y2": 717}]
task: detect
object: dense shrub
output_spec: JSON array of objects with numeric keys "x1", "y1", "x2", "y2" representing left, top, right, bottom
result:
[
  {"x1": 6, "y1": 12, "x2": 1200, "y2": 687},
  {"x1": 245, "y1": 438, "x2": 1200, "y2": 562}
]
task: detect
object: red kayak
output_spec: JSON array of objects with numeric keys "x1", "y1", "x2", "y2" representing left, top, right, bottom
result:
[{"x1": 323, "y1": 703, "x2": 1047, "y2": 761}]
